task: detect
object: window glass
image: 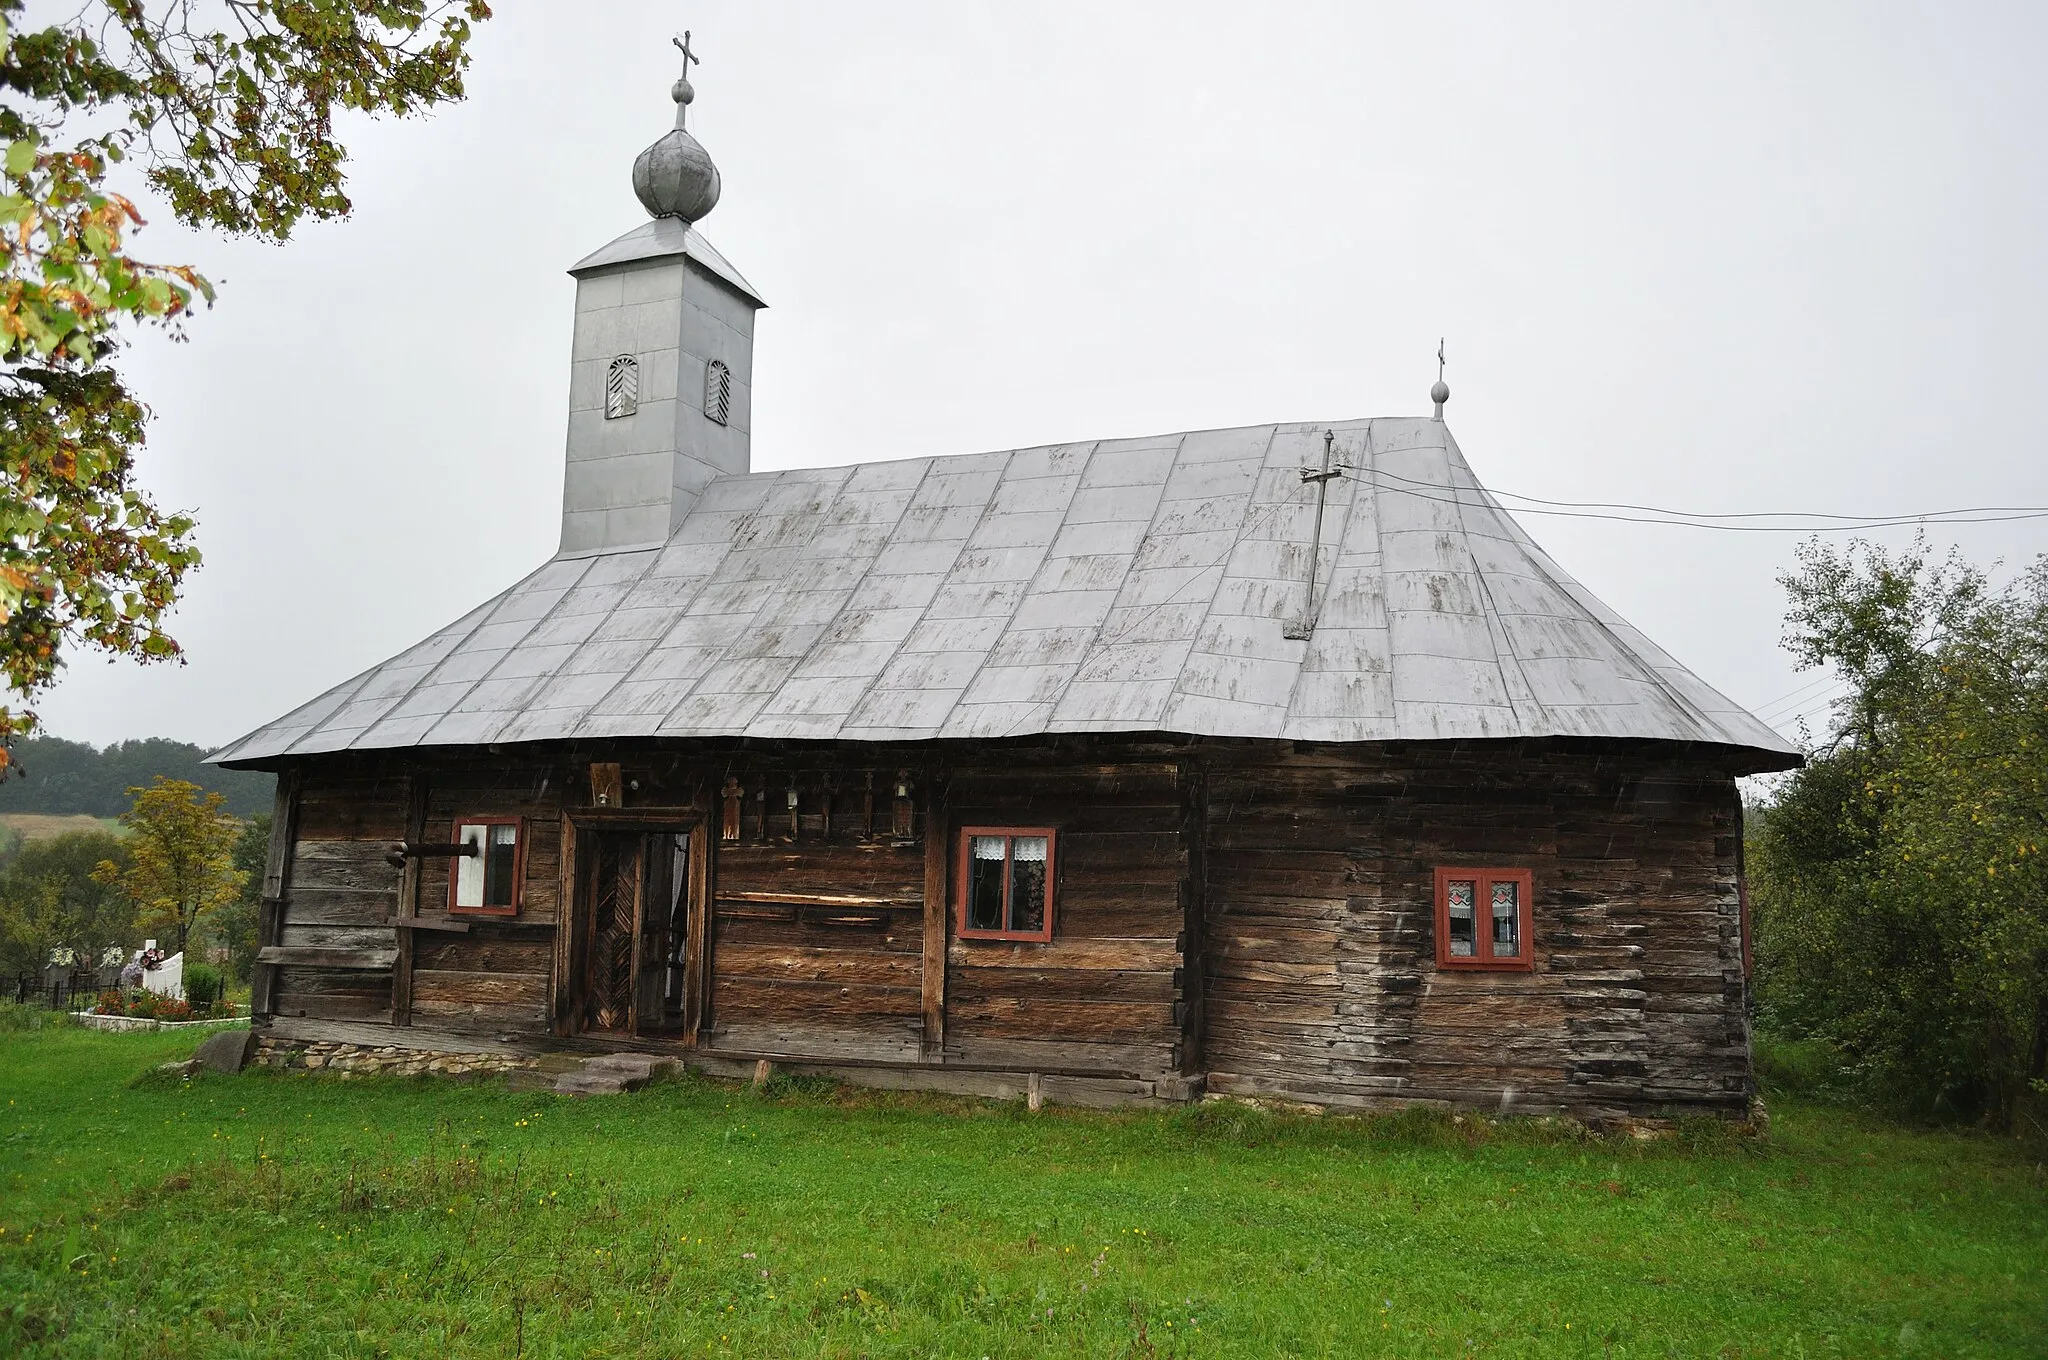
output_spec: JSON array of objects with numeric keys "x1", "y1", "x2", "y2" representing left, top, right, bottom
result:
[
  {"x1": 1446, "y1": 878, "x2": 1477, "y2": 957},
  {"x1": 453, "y1": 821, "x2": 518, "y2": 912},
  {"x1": 1009, "y1": 836, "x2": 1048, "y2": 933},
  {"x1": 1491, "y1": 879, "x2": 1519, "y2": 956},
  {"x1": 453, "y1": 823, "x2": 488, "y2": 908},
  {"x1": 484, "y1": 824, "x2": 519, "y2": 908},
  {"x1": 967, "y1": 835, "x2": 1007, "y2": 932}
]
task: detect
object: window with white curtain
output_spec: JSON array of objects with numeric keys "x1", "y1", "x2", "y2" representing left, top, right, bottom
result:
[{"x1": 957, "y1": 827, "x2": 1057, "y2": 941}]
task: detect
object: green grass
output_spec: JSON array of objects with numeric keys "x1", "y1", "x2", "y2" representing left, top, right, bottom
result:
[{"x1": 0, "y1": 1029, "x2": 2042, "y2": 1358}]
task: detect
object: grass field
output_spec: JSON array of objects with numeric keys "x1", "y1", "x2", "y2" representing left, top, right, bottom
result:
[
  {"x1": 0, "y1": 813, "x2": 124, "y2": 842},
  {"x1": 0, "y1": 1024, "x2": 2042, "y2": 1358}
]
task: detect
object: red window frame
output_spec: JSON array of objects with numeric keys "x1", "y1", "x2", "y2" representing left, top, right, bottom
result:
[
  {"x1": 1433, "y1": 867, "x2": 1534, "y2": 971},
  {"x1": 446, "y1": 816, "x2": 526, "y2": 917},
  {"x1": 955, "y1": 826, "x2": 1058, "y2": 943}
]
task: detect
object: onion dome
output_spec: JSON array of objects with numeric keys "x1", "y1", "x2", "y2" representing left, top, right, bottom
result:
[{"x1": 632, "y1": 39, "x2": 721, "y2": 223}]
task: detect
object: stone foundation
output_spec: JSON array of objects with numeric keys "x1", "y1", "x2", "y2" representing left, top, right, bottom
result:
[{"x1": 254, "y1": 1037, "x2": 539, "y2": 1080}]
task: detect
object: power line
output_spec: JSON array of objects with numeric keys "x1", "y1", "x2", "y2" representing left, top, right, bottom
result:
[
  {"x1": 1749, "y1": 672, "x2": 1842, "y2": 717},
  {"x1": 1341, "y1": 464, "x2": 2048, "y2": 533},
  {"x1": 1757, "y1": 678, "x2": 1852, "y2": 724}
]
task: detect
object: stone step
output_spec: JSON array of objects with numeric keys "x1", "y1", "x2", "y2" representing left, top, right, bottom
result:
[
  {"x1": 553, "y1": 1071, "x2": 642, "y2": 1096},
  {"x1": 582, "y1": 1052, "x2": 682, "y2": 1081}
]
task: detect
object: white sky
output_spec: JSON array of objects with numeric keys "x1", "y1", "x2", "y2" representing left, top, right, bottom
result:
[{"x1": 34, "y1": 1, "x2": 2048, "y2": 752}]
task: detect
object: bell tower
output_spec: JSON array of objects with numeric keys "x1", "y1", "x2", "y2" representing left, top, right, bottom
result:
[{"x1": 559, "y1": 33, "x2": 766, "y2": 557}]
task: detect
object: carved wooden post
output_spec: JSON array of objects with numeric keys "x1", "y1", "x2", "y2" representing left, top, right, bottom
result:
[
  {"x1": 720, "y1": 777, "x2": 741, "y2": 842},
  {"x1": 683, "y1": 820, "x2": 711, "y2": 1047},
  {"x1": 552, "y1": 810, "x2": 578, "y2": 1037},
  {"x1": 921, "y1": 776, "x2": 949, "y2": 1061},
  {"x1": 892, "y1": 770, "x2": 915, "y2": 841}
]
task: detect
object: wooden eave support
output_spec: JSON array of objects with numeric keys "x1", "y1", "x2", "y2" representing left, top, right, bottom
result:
[{"x1": 250, "y1": 768, "x2": 301, "y2": 1020}]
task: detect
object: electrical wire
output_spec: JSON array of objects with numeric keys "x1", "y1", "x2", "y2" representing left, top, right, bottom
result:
[
  {"x1": 1339, "y1": 464, "x2": 2048, "y2": 533},
  {"x1": 1749, "y1": 672, "x2": 1843, "y2": 717},
  {"x1": 1756, "y1": 678, "x2": 1852, "y2": 724}
]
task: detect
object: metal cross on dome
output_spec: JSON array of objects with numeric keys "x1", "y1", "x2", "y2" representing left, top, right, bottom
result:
[{"x1": 670, "y1": 30, "x2": 702, "y2": 128}]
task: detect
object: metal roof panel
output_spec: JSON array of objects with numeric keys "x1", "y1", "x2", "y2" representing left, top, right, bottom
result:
[{"x1": 214, "y1": 418, "x2": 1801, "y2": 768}]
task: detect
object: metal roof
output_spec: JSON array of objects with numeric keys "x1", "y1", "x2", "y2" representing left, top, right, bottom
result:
[
  {"x1": 210, "y1": 418, "x2": 1800, "y2": 768},
  {"x1": 569, "y1": 217, "x2": 767, "y2": 308}
]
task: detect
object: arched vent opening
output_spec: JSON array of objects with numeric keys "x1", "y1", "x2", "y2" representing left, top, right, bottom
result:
[
  {"x1": 604, "y1": 354, "x2": 639, "y2": 419},
  {"x1": 704, "y1": 359, "x2": 733, "y2": 426}
]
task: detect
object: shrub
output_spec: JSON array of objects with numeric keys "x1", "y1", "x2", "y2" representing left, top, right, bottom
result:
[{"x1": 184, "y1": 963, "x2": 223, "y2": 1010}]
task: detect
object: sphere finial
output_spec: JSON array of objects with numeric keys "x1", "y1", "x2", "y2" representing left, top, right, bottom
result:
[
  {"x1": 1431, "y1": 338, "x2": 1450, "y2": 420},
  {"x1": 632, "y1": 31, "x2": 721, "y2": 223}
]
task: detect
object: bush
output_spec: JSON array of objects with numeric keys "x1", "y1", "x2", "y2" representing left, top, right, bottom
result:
[{"x1": 184, "y1": 963, "x2": 223, "y2": 1009}]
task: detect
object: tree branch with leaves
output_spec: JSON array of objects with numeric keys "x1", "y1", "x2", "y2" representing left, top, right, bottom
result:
[{"x1": 0, "y1": 0, "x2": 491, "y2": 761}]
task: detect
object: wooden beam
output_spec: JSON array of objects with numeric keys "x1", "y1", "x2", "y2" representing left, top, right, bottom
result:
[
  {"x1": 1177, "y1": 758, "x2": 1207, "y2": 1079},
  {"x1": 390, "y1": 915, "x2": 470, "y2": 933},
  {"x1": 390, "y1": 772, "x2": 428, "y2": 1027},
  {"x1": 258, "y1": 946, "x2": 398, "y2": 969},
  {"x1": 921, "y1": 778, "x2": 949, "y2": 1061},
  {"x1": 683, "y1": 819, "x2": 711, "y2": 1047},
  {"x1": 719, "y1": 889, "x2": 912, "y2": 908},
  {"x1": 250, "y1": 767, "x2": 301, "y2": 1018}
]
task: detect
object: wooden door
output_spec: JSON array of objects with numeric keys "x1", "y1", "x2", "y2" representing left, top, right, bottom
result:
[{"x1": 582, "y1": 831, "x2": 642, "y2": 1032}]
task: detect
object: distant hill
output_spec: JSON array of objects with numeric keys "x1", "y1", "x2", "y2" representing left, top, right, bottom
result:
[{"x1": 0, "y1": 736, "x2": 275, "y2": 819}]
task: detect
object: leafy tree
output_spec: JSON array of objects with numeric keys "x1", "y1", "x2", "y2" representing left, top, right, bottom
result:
[
  {"x1": 94, "y1": 775, "x2": 242, "y2": 957},
  {"x1": 1750, "y1": 538, "x2": 2048, "y2": 1129},
  {"x1": 206, "y1": 809, "x2": 270, "y2": 983},
  {"x1": 0, "y1": 828, "x2": 131, "y2": 978},
  {"x1": 0, "y1": 0, "x2": 491, "y2": 759}
]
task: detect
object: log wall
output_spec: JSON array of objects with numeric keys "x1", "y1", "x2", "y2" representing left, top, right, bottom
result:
[
  {"x1": 943, "y1": 764, "x2": 1185, "y2": 1078},
  {"x1": 253, "y1": 738, "x2": 1754, "y2": 1117},
  {"x1": 1202, "y1": 743, "x2": 1751, "y2": 1118}
]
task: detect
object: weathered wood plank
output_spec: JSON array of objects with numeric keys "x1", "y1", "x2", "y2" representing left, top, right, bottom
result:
[
  {"x1": 259, "y1": 946, "x2": 398, "y2": 970},
  {"x1": 282, "y1": 888, "x2": 394, "y2": 927},
  {"x1": 416, "y1": 935, "x2": 552, "y2": 974},
  {"x1": 712, "y1": 976, "x2": 921, "y2": 1025},
  {"x1": 947, "y1": 938, "x2": 1180, "y2": 971},
  {"x1": 716, "y1": 943, "x2": 922, "y2": 987},
  {"x1": 412, "y1": 969, "x2": 547, "y2": 1008}
]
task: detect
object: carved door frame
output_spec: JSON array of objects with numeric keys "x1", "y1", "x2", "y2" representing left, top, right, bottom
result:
[{"x1": 554, "y1": 810, "x2": 710, "y2": 1043}]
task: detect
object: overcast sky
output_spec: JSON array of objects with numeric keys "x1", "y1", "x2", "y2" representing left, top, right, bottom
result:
[{"x1": 31, "y1": 1, "x2": 2048, "y2": 753}]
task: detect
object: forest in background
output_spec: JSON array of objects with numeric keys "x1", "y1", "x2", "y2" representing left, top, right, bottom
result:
[{"x1": 0, "y1": 736, "x2": 273, "y2": 819}]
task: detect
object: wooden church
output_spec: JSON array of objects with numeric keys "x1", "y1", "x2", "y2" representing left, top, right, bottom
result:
[{"x1": 212, "y1": 53, "x2": 1800, "y2": 1118}]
